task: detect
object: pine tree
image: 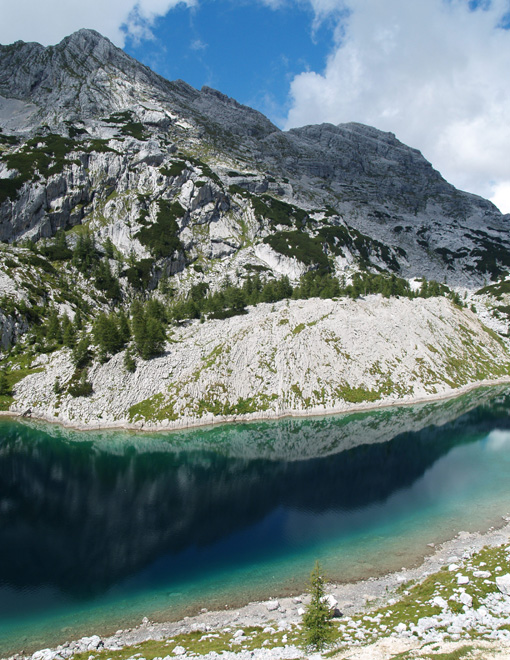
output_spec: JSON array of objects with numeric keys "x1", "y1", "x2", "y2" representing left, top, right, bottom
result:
[
  {"x1": 94, "y1": 259, "x2": 121, "y2": 300},
  {"x1": 72, "y1": 231, "x2": 98, "y2": 274},
  {"x1": 144, "y1": 316, "x2": 166, "y2": 359},
  {"x1": 72, "y1": 336, "x2": 91, "y2": 368},
  {"x1": 116, "y1": 310, "x2": 131, "y2": 345},
  {"x1": 93, "y1": 312, "x2": 127, "y2": 359},
  {"x1": 73, "y1": 309, "x2": 83, "y2": 332},
  {"x1": 130, "y1": 301, "x2": 166, "y2": 359},
  {"x1": 130, "y1": 300, "x2": 147, "y2": 356},
  {"x1": 62, "y1": 314, "x2": 76, "y2": 348},
  {"x1": 123, "y1": 346, "x2": 136, "y2": 373},
  {"x1": 0, "y1": 371, "x2": 11, "y2": 396},
  {"x1": 46, "y1": 309, "x2": 62, "y2": 344},
  {"x1": 103, "y1": 237, "x2": 115, "y2": 259},
  {"x1": 302, "y1": 561, "x2": 334, "y2": 651}
]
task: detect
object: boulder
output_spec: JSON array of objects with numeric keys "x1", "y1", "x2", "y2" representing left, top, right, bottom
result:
[
  {"x1": 32, "y1": 650, "x2": 56, "y2": 660},
  {"x1": 417, "y1": 616, "x2": 436, "y2": 631},
  {"x1": 78, "y1": 636, "x2": 103, "y2": 652},
  {"x1": 432, "y1": 596, "x2": 448, "y2": 609},
  {"x1": 459, "y1": 592, "x2": 473, "y2": 608},
  {"x1": 322, "y1": 594, "x2": 338, "y2": 610},
  {"x1": 496, "y1": 574, "x2": 510, "y2": 595}
]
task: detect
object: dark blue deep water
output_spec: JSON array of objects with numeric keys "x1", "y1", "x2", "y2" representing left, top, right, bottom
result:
[{"x1": 2, "y1": 386, "x2": 510, "y2": 655}]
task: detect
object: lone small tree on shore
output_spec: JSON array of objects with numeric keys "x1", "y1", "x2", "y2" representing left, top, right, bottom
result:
[{"x1": 302, "y1": 561, "x2": 334, "y2": 651}]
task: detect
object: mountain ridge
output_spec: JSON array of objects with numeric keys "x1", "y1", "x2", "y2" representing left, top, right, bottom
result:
[
  {"x1": 1, "y1": 29, "x2": 508, "y2": 289},
  {"x1": 0, "y1": 28, "x2": 510, "y2": 427}
]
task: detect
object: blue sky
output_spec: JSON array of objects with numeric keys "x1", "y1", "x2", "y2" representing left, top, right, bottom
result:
[
  {"x1": 3, "y1": 0, "x2": 510, "y2": 211},
  {"x1": 123, "y1": 1, "x2": 335, "y2": 126}
]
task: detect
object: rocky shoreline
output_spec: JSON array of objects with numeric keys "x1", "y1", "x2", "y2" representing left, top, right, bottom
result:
[
  {"x1": 8, "y1": 296, "x2": 510, "y2": 434},
  {"x1": 9, "y1": 517, "x2": 510, "y2": 660},
  {"x1": 4, "y1": 368, "x2": 510, "y2": 437}
]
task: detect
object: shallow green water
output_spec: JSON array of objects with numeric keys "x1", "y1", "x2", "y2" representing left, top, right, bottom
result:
[{"x1": 1, "y1": 386, "x2": 510, "y2": 655}]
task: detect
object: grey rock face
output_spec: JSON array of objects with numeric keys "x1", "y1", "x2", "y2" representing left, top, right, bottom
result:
[{"x1": 0, "y1": 28, "x2": 509, "y2": 288}]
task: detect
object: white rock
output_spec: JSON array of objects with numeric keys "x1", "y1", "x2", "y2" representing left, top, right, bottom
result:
[
  {"x1": 79, "y1": 636, "x2": 103, "y2": 651},
  {"x1": 496, "y1": 574, "x2": 510, "y2": 595},
  {"x1": 172, "y1": 646, "x2": 186, "y2": 656},
  {"x1": 459, "y1": 592, "x2": 473, "y2": 608},
  {"x1": 394, "y1": 623, "x2": 407, "y2": 633},
  {"x1": 457, "y1": 575, "x2": 469, "y2": 585},
  {"x1": 473, "y1": 570, "x2": 491, "y2": 578},
  {"x1": 32, "y1": 650, "x2": 56, "y2": 660},
  {"x1": 417, "y1": 616, "x2": 436, "y2": 631},
  {"x1": 322, "y1": 594, "x2": 338, "y2": 609},
  {"x1": 297, "y1": 608, "x2": 305, "y2": 616},
  {"x1": 266, "y1": 600, "x2": 279, "y2": 611},
  {"x1": 432, "y1": 596, "x2": 448, "y2": 609},
  {"x1": 448, "y1": 563, "x2": 460, "y2": 571}
]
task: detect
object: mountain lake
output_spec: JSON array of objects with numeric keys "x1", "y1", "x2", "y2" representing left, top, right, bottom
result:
[{"x1": 1, "y1": 385, "x2": 510, "y2": 655}]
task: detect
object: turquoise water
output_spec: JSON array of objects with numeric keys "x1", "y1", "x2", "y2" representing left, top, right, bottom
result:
[{"x1": 1, "y1": 386, "x2": 510, "y2": 655}]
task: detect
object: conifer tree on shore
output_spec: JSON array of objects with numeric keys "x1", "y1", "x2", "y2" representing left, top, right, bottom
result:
[{"x1": 302, "y1": 561, "x2": 334, "y2": 651}]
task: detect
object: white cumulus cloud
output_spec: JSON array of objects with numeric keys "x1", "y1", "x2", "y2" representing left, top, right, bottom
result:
[
  {"x1": 285, "y1": 0, "x2": 510, "y2": 213},
  {"x1": 0, "y1": 0, "x2": 196, "y2": 48}
]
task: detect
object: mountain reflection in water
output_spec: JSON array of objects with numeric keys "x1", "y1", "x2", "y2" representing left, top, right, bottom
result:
[{"x1": 1, "y1": 386, "x2": 510, "y2": 616}]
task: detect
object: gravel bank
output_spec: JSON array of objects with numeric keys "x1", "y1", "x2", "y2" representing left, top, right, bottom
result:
[{"x1": 10, "y1": 517, "x2": 510, "y2": 660}]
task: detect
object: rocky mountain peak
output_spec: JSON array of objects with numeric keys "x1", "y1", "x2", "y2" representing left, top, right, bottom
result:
[
  {"x1": 0, "y1": 27, "x2": 510, "y2": 295},
  {"x1": 59, "y1": 28, "x2": 111, "y2": 49}
]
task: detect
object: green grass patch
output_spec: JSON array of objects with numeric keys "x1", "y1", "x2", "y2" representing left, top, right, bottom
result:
[
  {"x1": 72, "y1": 624, "x2": 304, "y2": 660},
  {"x1": 86, "y1": 139, "x2": 119, "y2": 154},
  {"x1": 120, "y1": 122, "x2": 146, "y2": 140},
  {"x1": 128, "y1": 392, "x2": 179, "y2": 423},
  {"x1": 136, "y1": 200, "x2": 185, "y2": 258},
  {"x1": 228, "y1": 187, "x2": 308, "y2": 228},
  {"x1": 292, "y1": 323, "x2": 306, "y2": 335},
  {"x1": 334, "y1": 383, "x2": 382, "y2": 404},
  {"x1": 318, "y1": 224, "x2": 400, "y2": 271},
  {"x1": 263, "y1": 230, "x2": 331, "y2": 273},
  {"x1": 160, "y1": 161, "x2": 187, "y2": 178},
  {"x1": 0, "y1": 134, "x2": 77, "y2": 203},
  {"x1": 0, "y1": 366, "x2": 44, "y2": 410},
  {"x1": 123, "y1": 258, "x2": 155, "y2": 290}
]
